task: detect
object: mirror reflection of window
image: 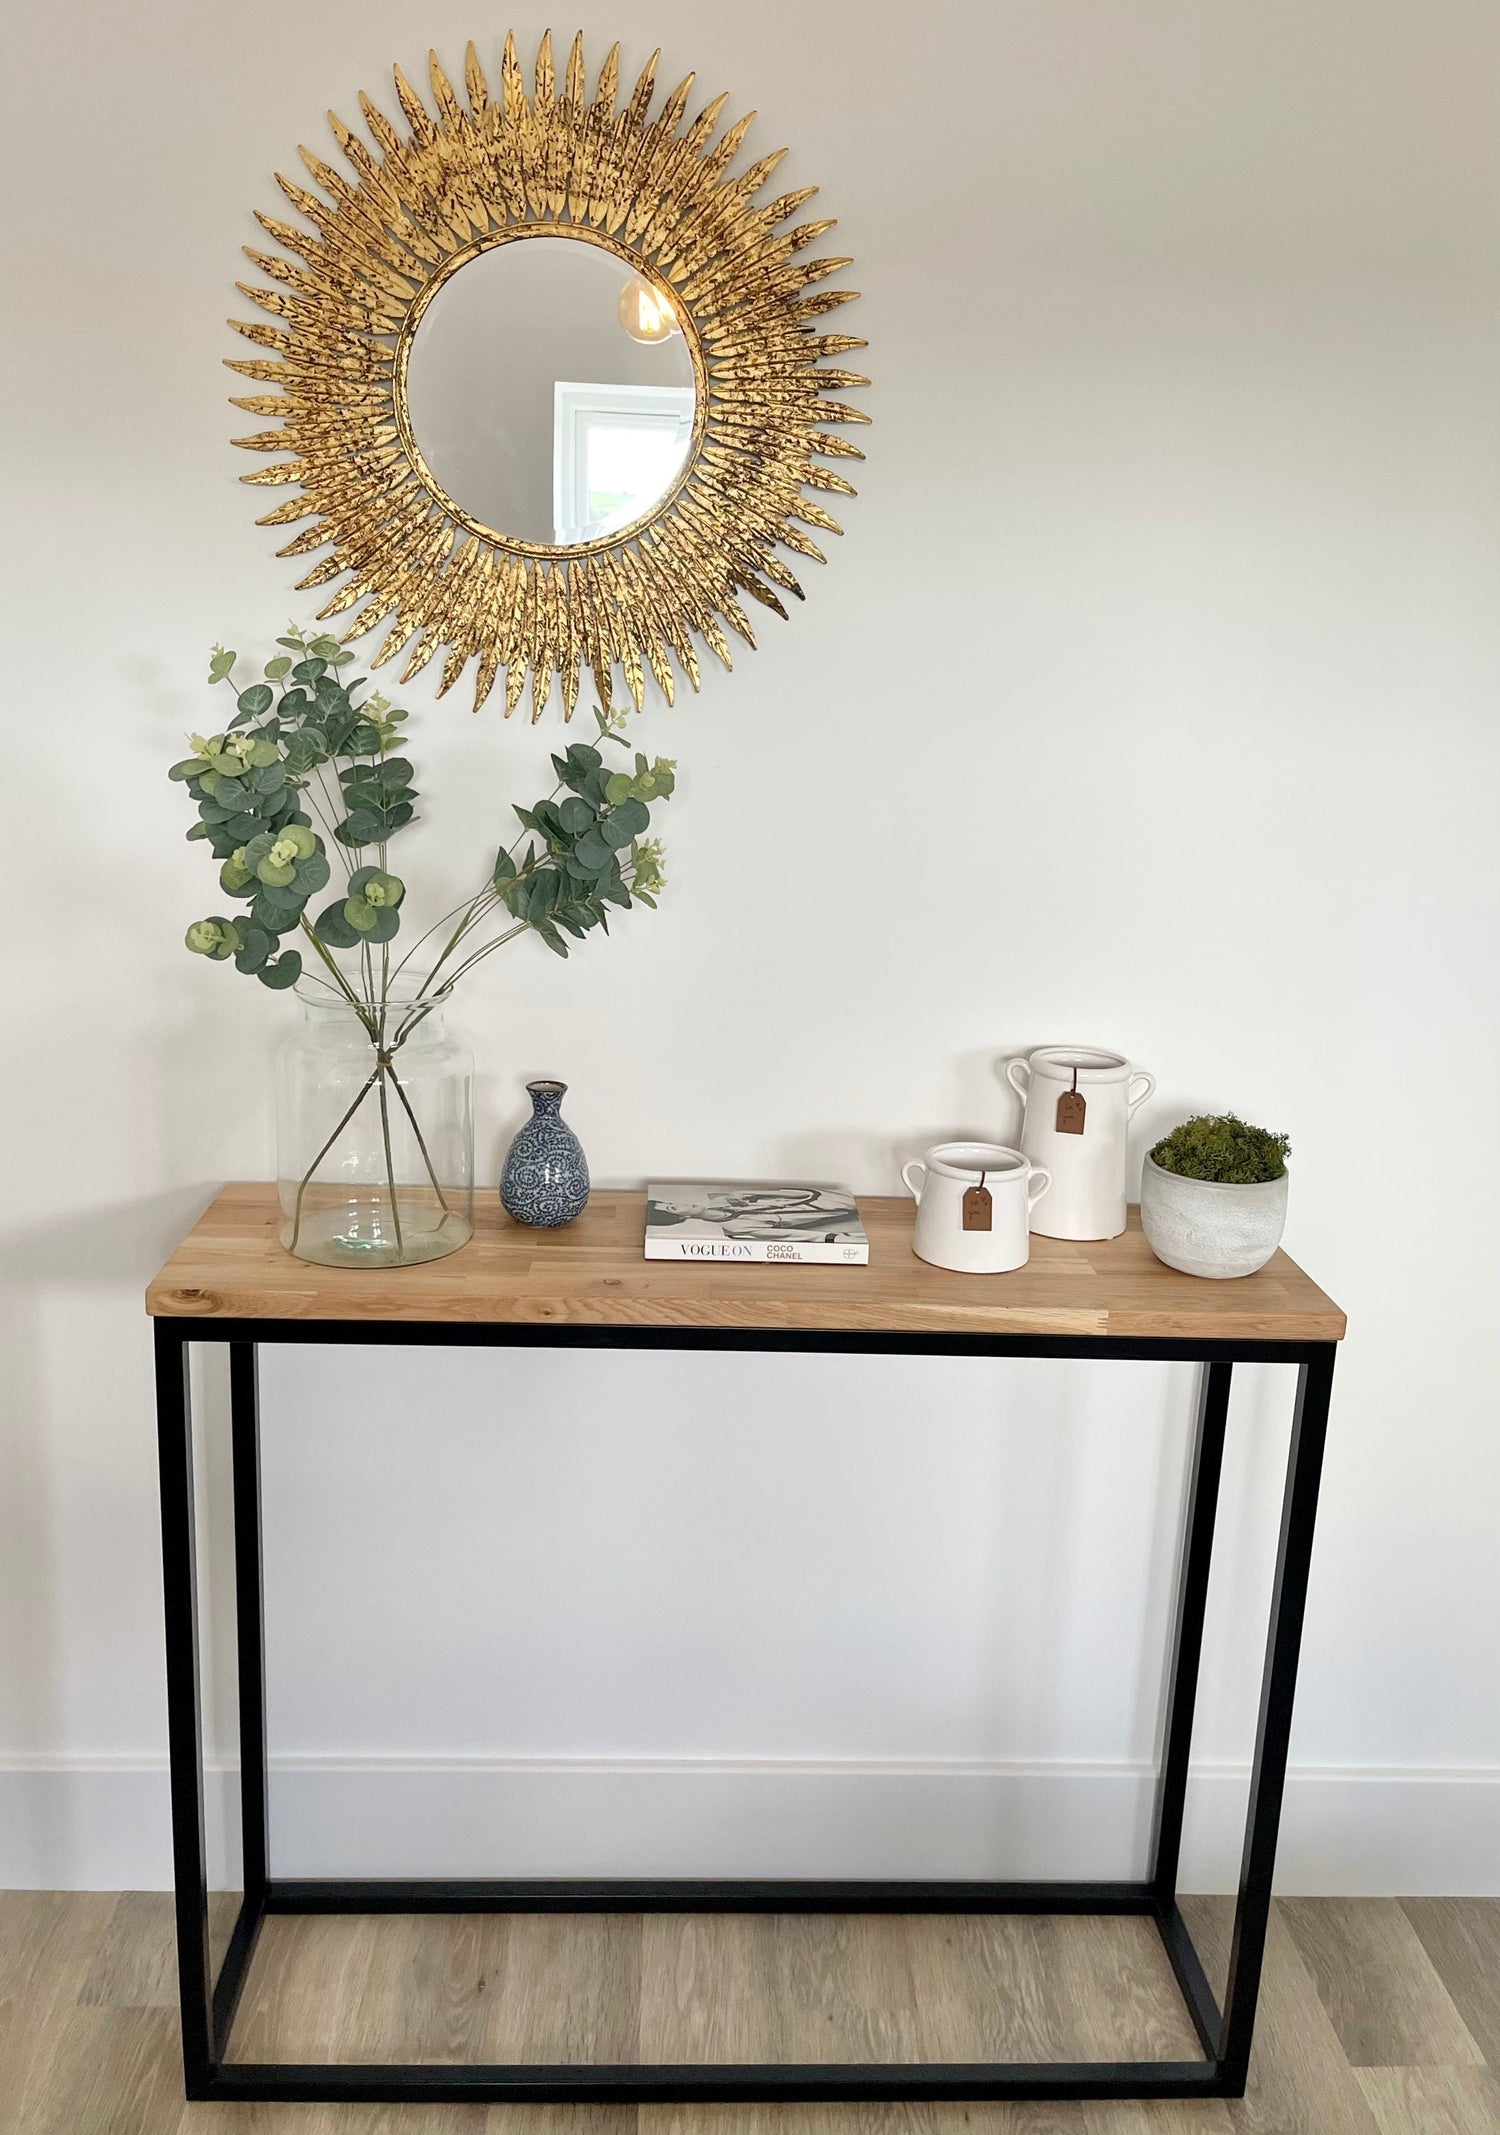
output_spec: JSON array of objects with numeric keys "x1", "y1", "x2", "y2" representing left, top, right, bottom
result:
[{"x1": 553, "y1": 383, "x2": 695, "y2": 544}]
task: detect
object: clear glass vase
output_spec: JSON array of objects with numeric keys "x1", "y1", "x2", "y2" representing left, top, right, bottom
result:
[{"x1": 275, "y1": 990, "x2": 474, "y2": 1267}]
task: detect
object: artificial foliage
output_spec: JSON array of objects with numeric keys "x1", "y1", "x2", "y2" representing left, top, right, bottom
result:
[
  {"x1": 173, "y1": 624, "x2": 673, "y2": 1009},
  {"x1": 171, "y1": 623, "x2": 675, "y2": 1242},
  {"x1": 1149, "y1": 1114, "x2": 1290, "y2": 1185}
]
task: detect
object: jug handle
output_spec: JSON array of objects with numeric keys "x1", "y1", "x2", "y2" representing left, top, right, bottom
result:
[
  {"x1": 1127, "y1": 1070, "x2": 1156, "y2": 1117},
  {"x1": 1005, "y1": 1058, "x2": 1031, "y2": 1102},
  {"x1": 1026, "y1": 1166, "x2": 1052, "y2": 1207},
  {"x1": 900, "y1": 1159, "x2": 927, "y2": 1200}
]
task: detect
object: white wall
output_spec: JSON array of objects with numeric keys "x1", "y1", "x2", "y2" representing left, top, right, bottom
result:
[{"x1": 2, "y1": 0, "x2": 1497, "y2": 1894}]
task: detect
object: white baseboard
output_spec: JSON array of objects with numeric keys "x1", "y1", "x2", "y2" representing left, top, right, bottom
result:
[{"x1": 1, "y1": 1753, "x2": 1495, "y2": 1895}]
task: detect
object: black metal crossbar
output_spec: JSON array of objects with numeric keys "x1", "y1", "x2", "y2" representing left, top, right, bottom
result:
[{"x1": 153, "y1": 1316, "x2": 1336, "y2": 2103}]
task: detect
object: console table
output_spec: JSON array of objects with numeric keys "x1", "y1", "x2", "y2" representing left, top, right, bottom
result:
[{"x1": 147, "y1": 1183, "x2": 1344, "y2": 2106}]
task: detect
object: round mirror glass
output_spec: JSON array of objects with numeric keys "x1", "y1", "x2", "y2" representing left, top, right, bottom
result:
[{"x1": 404, "y1": 235, "x2": 697, "y2": 549}]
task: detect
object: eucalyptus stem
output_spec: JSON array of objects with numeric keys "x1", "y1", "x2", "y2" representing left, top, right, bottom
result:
[
  {"x1": 387, "y1": 889, "x2": 491, "y2": 987},
  {"x1": 387, "y1": 1061, "x2": 453, "y2": 1216},
  {"x1": 375, "y1": 1059, "x2": 405, "y2": 1254},
  {"x1": 418, "y1": 921, "x2": 531, "y2": 1000},
  {"x1": 288, "y1": 1066, "x2": 380, "y2": 1252},
  {"x1": 299, "y1": 917, "x2": 376, "y2": 1038}
]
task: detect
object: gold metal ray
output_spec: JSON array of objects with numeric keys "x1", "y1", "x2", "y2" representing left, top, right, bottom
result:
[{"x1": 232, "y1": 29, "x2": 867, "y2": 710}]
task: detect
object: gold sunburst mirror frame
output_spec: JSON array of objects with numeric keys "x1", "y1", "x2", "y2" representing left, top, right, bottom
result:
[{"x1": 230, "y1": 30, "x2": 869, "y2": 717}]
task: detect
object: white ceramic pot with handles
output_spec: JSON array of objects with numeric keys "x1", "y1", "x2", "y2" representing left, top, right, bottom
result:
[
  {"x1": 1003, "y1": 1045, "x2": 1155, "y2": 1241},
  {"x1": 901, "y1": 1142, "x2": 1052, "y2": 1274}
]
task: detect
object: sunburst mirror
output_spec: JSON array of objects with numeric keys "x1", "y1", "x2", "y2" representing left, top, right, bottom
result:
[{"x1": 230, "y1": 30, "x2": 869, "y2": 717}]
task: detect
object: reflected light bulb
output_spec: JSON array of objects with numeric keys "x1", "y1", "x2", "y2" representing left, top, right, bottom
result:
[{"x1": 618, "y1": 277, "x2": 679, "y2": 344}]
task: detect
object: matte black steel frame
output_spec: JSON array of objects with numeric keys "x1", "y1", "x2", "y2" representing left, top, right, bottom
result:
[{"x1": 153, "y1": 1316, "x2": 1336, "y2": 2104}]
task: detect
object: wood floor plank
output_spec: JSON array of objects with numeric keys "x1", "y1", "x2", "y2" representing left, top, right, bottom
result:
[
  {"x1": 904, "y1": 1915, "x2": 1074, "y2": 2063},
  {"x1": 1282, "y1": 1898, "x2": 1485, "y2": 2069},
  {"x1": 471, "y1": 1914, "x2": 641, "y2": 2065},
  {"x1": 0, "y1": 1891, "x2": 116, "y2": 2011},
  {"x1": 230, "y1": 1913, "x2": 641, "y2": 2067},
  {"x1": 642, "y1": 2108, "x2": 1089, "y2": 2135},
  {"x1": 13, "y1": 2004, "x2": 184, "y2": 2135},
  {"x1": 640, "y1": 1914, "x2": 925, "y2": 2064},
  {"x1": 79, "y1": 1891, "x2": 175, "y2": 2008},
  {"x1": 638, "y1": 1914, "x2": 767, "y2": 2063},
  {"x1": 228, "y1": 1913, "x2": 384, "y2": 2064},
  {"x1": 1182, "y1": 1898, "x2": 1382, "y2": 2135},
  {"x1": 768, "y1": 1916, "x2": 926, "y2": 2065},
  {"x1": 1041, "y1": 1914, "x2": 1206, "y2": 2065},
  {"x1": 1402, "y1": 1901, "x2": 1500, "y2": 2070},
  {"x1": 1356, "y1": 2065, "x2": 1500, "y2": 2135}
]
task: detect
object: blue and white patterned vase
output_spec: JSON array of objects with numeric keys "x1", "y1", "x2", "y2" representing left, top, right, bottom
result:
[{"x1": 500, "y1": 1079, "x2": 590, "y2": 1227}]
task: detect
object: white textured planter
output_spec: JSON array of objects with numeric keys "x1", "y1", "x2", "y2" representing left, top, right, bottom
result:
[{"x1": 1139, "y1": 1156, "x2": 1288, "y2": 1279}]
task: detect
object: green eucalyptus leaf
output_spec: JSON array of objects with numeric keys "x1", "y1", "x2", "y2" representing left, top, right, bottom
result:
[
  {"x1": 533, "y1": 918, "x2": 569, "y2": 958},
  {"x1": 233, "y1": 927, "x2": 272, "y2": 973},
  {"x1": 335, "y1": 810, "x2": 383, "y2": 847},
  {"x1": 312, "y1": 900, "x2": 361, "y2": 949},
  {"x1": 237, "y1": 684, "x2": 273, "y2": 717},
  {"x1": 573, "y1": 829, "x2": 615, "y2": 872},
  {"x1": 169, "y1": 757, "x2": 210, "y2": 782},
  {"x1": 283, "y1": 733, "x2": 323, "y2": 774},
  {"x1": 258, "y1": 950, "x2": 302, "y2": 989},
  {"x1": 264, "y1": 655, "x2": 292, "y2": 680},
  {"x1": 603, "y1": 797, "x2": 649, "y2": 847},
  {"x1": 249, "y1": 891, "x2": 302, "y2": 934}
]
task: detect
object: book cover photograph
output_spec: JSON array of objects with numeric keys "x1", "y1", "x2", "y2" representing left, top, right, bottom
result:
[{"x1": 644, "y1": 1184, "x2": 870, "y2": 1264}]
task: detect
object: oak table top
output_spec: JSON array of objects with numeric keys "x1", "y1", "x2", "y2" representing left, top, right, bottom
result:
[{"x1": 146, "y1": 1185, "x2": 1345, "y2": 1342}]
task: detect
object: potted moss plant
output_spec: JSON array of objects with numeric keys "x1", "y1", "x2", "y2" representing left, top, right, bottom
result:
[{"x1": 1139, "y1": 1114, "x2": 1291, "y2": 1279}]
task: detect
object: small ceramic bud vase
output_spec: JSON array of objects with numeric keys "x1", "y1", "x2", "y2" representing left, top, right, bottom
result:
[{"x1": 500, "y1": 1079, "x2": 590, "y2": 1227}]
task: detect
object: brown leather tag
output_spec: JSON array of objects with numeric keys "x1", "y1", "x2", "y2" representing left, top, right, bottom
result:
[
  {"x1": 1056, "y1": 1090, "x2": 1087, "y2": 1134},
  {"x1": 962, "y1": 1184, "x2": 992, "y2": 1231}
]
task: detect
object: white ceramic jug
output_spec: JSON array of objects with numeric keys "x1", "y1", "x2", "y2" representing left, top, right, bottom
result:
[
  {"x1": 901, "y1": 1142, "x2": 1052, "y2": 1273},
  {"x1": 1004, "y1": 1046, "x2": 1155, "y2": 1241}
]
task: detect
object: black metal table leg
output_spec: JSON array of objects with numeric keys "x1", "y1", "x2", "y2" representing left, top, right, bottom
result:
[
  {"x1": 230, "y1": 1342, "x2": 268, "y2": 1908},
  {"x1": 1216, "y1": 1343, "x2": 1337, "y2": 2089},
  {"x1": 208, "y1": 1342, "x2": 269, "y2": 2058},
  {"x1": 1151, "y1": 1357, "x2": 1232, "y2": 2052},
  {"x1": 154, "y1": 1320, "x2": 214, "y2": 2098}
]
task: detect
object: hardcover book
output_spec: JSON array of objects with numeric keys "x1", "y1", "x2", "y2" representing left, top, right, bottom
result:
[{"x1": 644, "y1": 1183, "x2": 869, "y2": 1264}]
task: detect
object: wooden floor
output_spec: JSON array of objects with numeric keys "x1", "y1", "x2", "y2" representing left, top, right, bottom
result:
[{"x1": 1, "y1": 1895, "x2": 1496, "y2": 2133}]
